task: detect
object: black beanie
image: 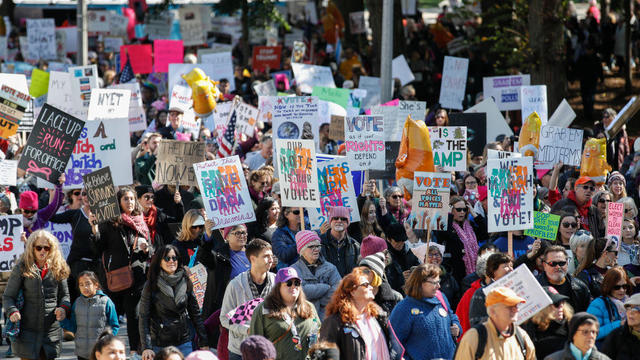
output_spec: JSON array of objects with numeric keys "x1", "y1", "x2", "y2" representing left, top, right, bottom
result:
[
  {"x1": 568, "y1": 312, "x2": 598, "y2": 340},
  {"x1": 135, "y1": 185, "x2": 154, "y2": 199}
]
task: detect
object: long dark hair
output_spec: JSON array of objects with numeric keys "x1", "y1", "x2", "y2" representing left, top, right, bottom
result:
[
  {"x1": 114, "y1": 186, "x2": 143, "y2": 222},
  {"x1": 276, "y1": 206, "x2": 294, "y2": 228},
  {"x1": 256, "y1": 197, "x2": 278, "y2": 230},
  {"x1": 264, "y1": 282, "x2": 314, "y2": 320},
  {"x1": 147, "y1": 244, "x2": 186, "y2": 292},
  {"x1": 90, "y1": 331, "x2": 124, "y2": 360}
]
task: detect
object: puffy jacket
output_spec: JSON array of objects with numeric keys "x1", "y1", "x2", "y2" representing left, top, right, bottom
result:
[
  {"x1": 138, "y1": 270, "x2": 208, "y2": 349},
  {"x1": 2, "y1": 259, "x2": 71, "y2": 359},
  {"x1": 586, "y1": 296, "x2": 622, "y2": 344},
  {"x1": 386, "y1": 242, "x2": 420, "y2": 295},
  {"x1": 456, "y1": 278, "x2": 483, "y2": 334},
  {"x1": 440, "y1": 266, "x2": 461, "y2": 310},
  {"x1": 536, "y1": 273, "x2": 591, "y2": 313},
  {"x1": 320, "y1": 232, "x2": 360, "y2": 277},
  {"x1": 290, "y1": 257, "x2": 341, "y2": 319},
  {"x1": 601, "y1": 323, "x2": 640, "y2": 360},
  {"x1": 272, "y1": 226, "x2": 298, "y2": 267},
  {"x1": 196, "y1": 230, "x2": 231, "y2": 324},
  {"x1": 577, "y1": 265, "x2": 604, "y2": 298},
  {"x1": 545, "y1": 343, "x2": 611, "y2": 360},
  {"x1": 521, "y1": 318, "x2": 569, "y2": 360}
]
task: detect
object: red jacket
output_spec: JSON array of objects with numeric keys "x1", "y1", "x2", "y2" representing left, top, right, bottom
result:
[{"x1": 455, "y1": 278, "x2": 483, "y2": 334}]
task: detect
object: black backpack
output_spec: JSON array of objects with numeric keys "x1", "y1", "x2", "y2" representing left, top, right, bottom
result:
[{"x1": 454, "y1": 323, "x2": 528, "y2": 359}]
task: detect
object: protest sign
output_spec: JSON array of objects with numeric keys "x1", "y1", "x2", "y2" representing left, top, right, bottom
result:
[
  {"x1": 29, "y1": 69, "x2": 50, "y2": 98},
  {"x1": 537, "y1": 126, "x2": 583, "y2": 169},
  {"x1": 198, "y1": 52, "x2": 236, "y2": 92},
  {"x1": 18, "y1": 104, "x2": 84, "y2": 183},
  {"x1": 206, "y1": 101, "x2": 233, "y2": 136},
  {"x1": 270, "y1": 96, "x2": 320, "y2": 142},
  {"x1": 309, "y1": 156, "x2": 360, "y2": 229},
  {"x1": 169, "y1": 84, "x2": 193, "y2": 113},
  {"x1": 329, "y1": 115, "x2": 345, "y2": 141},
  {"x1": 370, "y1": 105, "x2": 398, "y2": 142},
  {"x1": 180, "y1": 109, "x2": 201, "y2": 141},
  {"x1": 87, "y1": 10, "x2": 110, "y2": 33},
  {"x1": 391, "y1": 101, "x2": 427, "y2": 142},
  {"x1": 464, "y1": 97, "x2": 514, "y2": 144},
  {"x1": 146, "y1": 12, "x2": 174, "y2": 40},
  {"x1": 448, "y1": 113, "x2": 486, "y2": 158},
  {"x1": 87, "y1": 89, "x2": 131, "y2": 121},
  {"x1": 188, "y1": 263, "x2": 207, "y2": 309},
  {"x1": 392, "y1": 55, "x2": 415, "y2": 86},
  {"x1": 483, "y1": 264, "x2": 552, "y2": 324},
  {"x1": 253, "y1": 80, "x2": 277, "y2": 97},
  {"x1": 234, "y1": 102, "x2": 259, "y2": 137},
  {"x1": 312, "y1": 86, "x2": 350, "y2": 109},
  {"x1": 607, "y1": 202, "x2": 624, "y2": 248},
  {"x1": 411, "y1": 172, "x2": 451, "y2": 231},
  {"x1": 83, "y1": 167, "x2": 120, "y2": 224},
  {"x1": 524, "y1": 211, "x2": 560, "y2": 241},
  {"x1": 252, "y1": 46, "x2": 282, "y2": 71},
  {"x1": 275, "y1": 139, "x2": 320, "y2": 208},
  {"x1": 345, "y1": 115, "x2": 385, "y2": 171},
  {"x1": 69, "y1": 65, "x2": 99, "y2": 118},
  {"x1": 120, "y1": 45, "x2": 153, "y2": 74},
  {"x1": 439, "y1": 56, "x2": 469, "y2": 110},
  {"x1": 194, "y1": 156, "x2": 255, "y2": 229},
  {"x1": 487, "y1": 156, "x2": 535, "y2": 232},
  {"x1": 428, "y1": 127, "x2": 467, "y2": 171},
  {"x1": 369, "y1": 142, "x2": 401, "y2": 179},
  {"x1": 42, "y1": 220, "x2": 72, "y2": 259},
  {"x1": 521, "y1": 85, "x2": 548, "y2": 124},
  {"x1": 56, "y1": 26, "x2": 77, "y2": 55},
  {"x1": 0, "y1": 160, "x2": 17, "y2": 186},
  {"x1": 483, "y1": 74, "x2": 531, "y2": 111},
  {"x1": 605, "y1": 96, "x2": 640, "y2": 140},
  {"x1": 26, "y1": 19, "x2": 56, "y2": 60},
  {"x1": 108, "y1": 13, "x2": 128, "y2": 37},
  {"x1": 110, "y1": 83, "x2": 147, "y2": 132},
  {"x1": 154, "y1": 39, "x2": 184, "y2": 73},
  {"x1": 0, "y1": 84, "x2": 30, "y2": 139},
  {"x1": 47, "y1": 71, "x2": 81, "y2": 119},
  {"x1": 0, "y1": 215, "x2": 24, "y2": 271},
  {"x1": 487, "y1": 149, "x2": 522, "y2": 159},
  {"x1": 547, "y1": 99, "x2": 576, "y2": 128},
  {"x1": 179, "y1": 6, "x2": 206, "y2": 46},
  {"x1": 155, "y1": 140, "x2": 206, "y2": 187},
  {"x1": 147, "y1": 72, "x2": 168, "y2": 96},
  {"x1": 291, "y1": 63, "x2": 336, "y2": 94},
  {"x1": 349, "y1": 11, "x2": 367, "y2": 34},
  {"x1": 358, "y1": 76, "x2": 382, "y2": 110}
]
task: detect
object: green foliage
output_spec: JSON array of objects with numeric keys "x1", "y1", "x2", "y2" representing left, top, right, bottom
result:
[{"x1": 215, "y1": 0, "x2": 290, "y2": 31}]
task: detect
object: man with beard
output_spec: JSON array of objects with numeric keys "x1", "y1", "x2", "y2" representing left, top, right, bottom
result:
[
  {"x1": 320, "y1": 206, "x2": 360, "y2": 277},
  {"x1": 536, "y1": 245, "x2": 591, "y2": 312}
]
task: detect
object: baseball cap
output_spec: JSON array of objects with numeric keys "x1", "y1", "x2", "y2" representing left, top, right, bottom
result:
[
  {"x1": 544, "y1": 286, "x2": 569, "y2": 305},
  {"x1": 575, "y1": 176, "x2": 595, "y2": 187},
  {"x1": 624, "y1": 293, "x2": 640, "y2": 307},
  {"x1": 274, "y1": 267, "x2": 301, "y2": 284},
  {"x1": 485, "y1": 286, "x2": 526, "y2": 307}
]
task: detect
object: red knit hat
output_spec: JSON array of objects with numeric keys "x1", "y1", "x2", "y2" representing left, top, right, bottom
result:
[
  {"x1": 19, "y1": 191, "x2": 38, "y2": 211},
  {"x1": 295, "y1": 230, "x2": 320, "y2": 253},
  {"x1": 360, "y1": 235, "x2": 387, "y2": 258}
]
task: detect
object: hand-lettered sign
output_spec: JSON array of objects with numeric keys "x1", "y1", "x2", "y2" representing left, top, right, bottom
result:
[
  {"x1": 344, "y1": 115, "x2": 385, "y2": 171},
  {"x1": 428, "y1": 126, "x2": 467, "y2": 171},
  {"x1": 83, "y1": 167, "x2": 121, "y2": 223},
  {"x1": 155, "y1": 140, "x2": 206, "y2": 187},
  {"x1": 487, "y1": 156, "x2": 535, "y2": 232},
  {"x1": 309, "y1": 155, "x2": 360, "y2": 229},
  {"x1": 411, "y1": 172, "x2": 451, "y2": 231},
  {"x1": 0, "y1": 215, "x2": 24, "y2": 272},
  {"x1": 275, "y1": 139, "x2": 320, "y2": 208},
  {"x1": 524, "y1": 211, "x2": 561, "y2": 241}
]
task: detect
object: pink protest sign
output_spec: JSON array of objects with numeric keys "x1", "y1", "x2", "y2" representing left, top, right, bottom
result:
[
  {"x1": 120, "y1": 44, "x2": 153, "y2": 74},
  {"x1": 154, "y1": 40, "x2": 184, "y2": 73},
  {"x1": 606, "y1": 202, "x2": 624, "y2": 248}
]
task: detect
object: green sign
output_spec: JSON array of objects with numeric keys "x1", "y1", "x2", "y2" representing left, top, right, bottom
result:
[
  {"x1": 312, "y1": 86, "x2": 351, "y2": 109},
  {"x1": 524, "y1": 211, "x2": 560, "y2": 241}
]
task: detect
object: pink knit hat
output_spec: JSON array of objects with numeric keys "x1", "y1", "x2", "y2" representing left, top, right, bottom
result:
[
  {"x1": 223, "y1": 225, "x2": 245, "y2": 239},
  {"x1": 19, "y1": 191, "x2": 38, "y2": 211},
  {"x1": 295, "y1": 230, "x2": 320, "y2": 253},
  {"x1": 360, "y1": 235, "x2": 387, "y2": 258},
  {"x1": 327, "y1": 206, "x2": 351, "y2": 225}
]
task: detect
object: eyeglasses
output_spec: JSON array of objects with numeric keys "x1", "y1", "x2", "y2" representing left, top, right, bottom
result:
[
  {"x1": 191, "y1": 225, "x2": 204, "y2": 230},
  {"x1": 332, "y1": 217, "x2": 348, "y2": 222},
  {"x1": 465, "y1": 181, "x2": 477, "y2": 186},
  {"x1": 390, "y1": 195, "x2": 402, "y2": 199},
  {"x1": 580, "y1": 185, "x2": 595, "y2": 192},
  {"x1": 577, "y1": 329, "x2": 598, "y2": 336},
  {"x1": 286, "y1": 279, "x2": 301, "y2": 287},
  {"x1": 232, "y1": 231, "x2": 248, "y2": 237},
  {"x1": 613, "y1": 284, "x2": 630, "y2": 290},
  {"x1": 357, "y1": 282, "x2": 372, "y2": 289},
  {"x1": 545, "y1": 260, "x2": 567, "y2": 267},
  {"x1": 35, "y1": 245, "x2": 51, "y2": 252},
  {"x1": 575, "y1": 229, "x2": 591, "y2": 237},
  {"x1": 143, "y1": 195, "x2": 154, "y2": 200},
  {"x1": 23, "y1": 209, "x2": 37, "y2": 215},
  {"x1": 291, "y1": 210, "x2": 300, "y2": 215},
  {"x1": 625, "y1": 208, "x2": 634, "y2": 214},
  {"x1": 163, "y1": 256, "x2": 178, "y2": 262},
  {"x1": 307, "y1": 245, "x2": 322, "y2": 250},
  {"x1": 454, "y1": 207, "x2": 468, "y2": 213},
  {"x1": 627, "y1": 306, "x2": 640, "y2": 313},
  {"x1": 81, "y1": 192, "x2": 87, "y2": 196},
  {"x1": 561, "y1": 222, "x2": 578, "y2": 229},
  {"x1": 598, "y1": 198, "x2": 611, "y2": 204},
  {"x1": 424, "y1": 279, "x2": 440, "y2": 285},
  {"x1": 72, "y1": 191, "x2": 81, "y2": 196},
  {"x1": 428, "y1": 253, "x2": 442, "y2": 258}
]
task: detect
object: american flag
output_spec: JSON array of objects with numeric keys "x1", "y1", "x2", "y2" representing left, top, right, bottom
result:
[
  {"x1": 217, "y1": 108, "x2": 237, "y2": 158},
  {"x1": 118, "y1": 53, "x2": 135, "y2": 84}
]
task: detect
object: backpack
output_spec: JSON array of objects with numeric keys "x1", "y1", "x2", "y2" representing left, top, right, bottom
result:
[{"x1": 454, "y1": 323, "x2": 528, "y2": 359}]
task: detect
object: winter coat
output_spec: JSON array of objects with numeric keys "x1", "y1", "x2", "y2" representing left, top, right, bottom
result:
[
  {"x1": 196, "y1": 230, "x2": 231, "y2": 323},
  {"x1": 138, "y1": 270, "x2": 208, "y2": 349},
  {"x1": 272, "y1": 226, "x2": 298, "y2": 267},
  {"x1": 586, "y1": 296, "x2": 622, "y2": 343},
  {"x1": 577, "y1": 265, "x2": 605, "y2": 298},
  {"x1": 544, "y1": 343, "x2": 611, "y2": 360},
  {"x1": 601, "y1": 323, "x2": 640, "y2": 360},
  {"x1": 290, "y1": 257, "x2": 341, "y2": 319},
  {"x1": 249, "y1": 301, "x2": 321, "y2": 360},
  {"x1": 521, "y1": 318, "x2": 569, "y2": 360},
  {"x1": 455, "y1": 320, "x2": 536, "y2": 360},
  {"x1": 24, "y1": 184, "x2": 64, "y2": 237},
  {"x1": 2, "y1": 259, "x2": 71, "y2": 359},
  {"x1": 434, "y1": 214, "x2": 487, "y2": 284},
  {"x1": 439, "y1": 266, "x2": 461, "y2": 310},
  {"x1": 551, "y1": 193, "x2": 604, "y2": 239},
  {"x1": 319, "y1": 232, "x2": 361, "y2": 277},
  {"x1": 386, "y1": 242, "x2": 420, "y2": 295},
  {"x1": 468, "y1": 280, "x2": 491, "y2": 327},
  {"x1": 375, "y1": 280, "x2": 403, "y2": 315},
  {"x1": 456, "y1": 278, "x2": 483, "y2": 333},
  {"x1": 49, "y1": 208, "x2": 96, "y2": 265},
  {"x1": 319, "y1": 311, "x2": 404, "y2": 360},
  {"x1": 536, "y1": 273, "x2": 591, "y2": 313},
  {"x1": 60, "y1": 290, "x2": 119, "y2": 359},
  {"x1": 390, "y1": 295, "x2": 460, "y2": 360}
]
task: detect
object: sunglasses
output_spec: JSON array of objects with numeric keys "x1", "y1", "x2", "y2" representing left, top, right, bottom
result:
[
  {"x1": 191, "y1": 225, "x2": 204, "y2": 230},
  {"x1": 307, "y1": 245, "x2": 322, "y2": 250},
  {"x1": 163, "y1": 256, "x2": 178, "y2": 262},
  {"x1": 613, "y1": 284, "x2": 630, "y2": 291},
  {"x1": 625, "y1": 208, "x2": 634, "y2": 213},
  {"x1": 545, "y1": 260, "x2": 567, "y2": 267},
  {"x1": 561, "y1": 222, "x2": 578, "y2": 229},
  {"x1": 143, "y1": 194, "x2": 154, "y2": 200},
  {"x1": 575, "y1": 229, "x2": 591, "y2": 236},
  {"x1": 35, "y1": 245, "x2": 51, "y2": 252},
  {"x1": 357, "y1": 282, "x2": 372, "y2": 289},
  {"x1": 580, "y1": 185, "x2": 595, "y2": 192},
  {"x1": 291, "y1": 210, "x2": 300, "y2": 215},
  {"x1": 390, "y1": 195, "x2": 402, "y2": 199},
  {"x1": 598, "y1": 198, "x2": 611, "y2": 203},
  {"x1": 454, "y1": 207, "x2": 468, "y2": 213},
  {"x1": 23, "y1": 209, "x2": 37, "y2": 215},
  {"x1": 72, "y1": 191, "x2": 81, "y2": 196},
  {"x1": 286, "y1": 279, "x2": 301, "y2": 287},
  {"x1": 332, "y1": 217, "x2": 348, "y2": 222}
]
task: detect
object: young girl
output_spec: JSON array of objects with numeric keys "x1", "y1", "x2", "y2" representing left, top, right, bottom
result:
[{"x1": 61, "y1": 271, "x2": 119, "y2": 360}]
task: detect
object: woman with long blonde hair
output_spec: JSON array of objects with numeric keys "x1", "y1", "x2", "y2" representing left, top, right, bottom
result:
[
  {"x1": 173, "y1": 209, "x2": 206, "y2": 265},
  {"x1": 3, "y1": 230, "x2": 71, "y2": 360}
]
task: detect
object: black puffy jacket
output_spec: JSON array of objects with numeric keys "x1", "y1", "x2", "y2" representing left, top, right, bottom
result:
[{"x1": 601, "y1": 323, "x2": 640, "y2": 360}]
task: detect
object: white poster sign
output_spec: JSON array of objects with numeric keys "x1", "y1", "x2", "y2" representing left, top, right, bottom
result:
[
  {"x1": 392, "y1": 55, "x2": 415, "y2": 86},
  {"x1": 26, "y1": 19, "x2": 56, "y2": 61},
  {"x1": 0, "y1": 160, "x2": 17, "y2": 186},
  {"x1": 234, "y1": 102, "x2": 259, "y2": 137},
  {"x1": 87, "y1": 89, "x2": 131, "y2": 121},
  {"x1": 482, "y1": 74, "x2": 531, "y2": 111},
  {"x1": 291, "y1": 63, "x2": 336, "y2": 94},
  {"x1": 487, "y1": 156, "x2": 535, "y2": 232},
  {"x1": 520, "y1": 85, "x2": 548, "y2": 124},
  {"x1": 275, "y1": 139, "x2": 320, "y2": 208},
  {"x1": 179, "y1": 6, "x2": 206, "y2": 46},
  {"x1": 309, "y1": 155, "x2": 360, "y2": 229},
  {"x1": 345, "y1": 115, "x2": 385, "y2": 170},
  {"x1": 109, "y1": 83, "x2": 147, "y2": 132},
  {"x1": 199, "y1": 52, "x2": 236, "y2": 92},
  {"x1": 0, "y1": 215, "x2": 24, "y2": 271},
  {"x1": 439, "y1": 56, "x2": 469, "y2": 110},
  {"x1": 537, "y1": 126, "x2": 583, "y2": 169},
  {"x1": 69, "y1": 65, "x2": 99, "y2": 119},
  {"x1": 428, "y1": 126, "x2": 468, "y2": 171},
  {"x1": 47, "y1": 71, "x2": 83, "y2": 119},
  {"x1": 547, "y1": 99, "x2": 576, "y2": 128},
  {"x1": 169, "y1": 84, "x2": 193, "y2": 113}
]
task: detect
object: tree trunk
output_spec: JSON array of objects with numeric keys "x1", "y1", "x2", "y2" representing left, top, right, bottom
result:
[
  {"x1": 528, "y1": 0, "x2": 566, "y2": 112},
  {"x1": 241, "y1": 0, "x2": 250, "y2": 65},
  {"x1": 0, "y1": 0, "x2": 14, "y2": 35},
  {"x1": 333, "y1": 0, "x2": 365, "y2": 49},
  {"x1": 393, "y1": 0, "x2": 404, "y2": 57},
  {"x1": 625, "y1": 0, "x2": 632, "y2": 93},
  {"x1": 367, "y1": 0, "x2": 404, "y2": 77}
]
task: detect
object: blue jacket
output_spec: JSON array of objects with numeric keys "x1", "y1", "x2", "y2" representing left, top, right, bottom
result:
[
  {"x1": 587, "y1": 296, "x2": 622, "y2": 343},
  {"x1": 272, "y1": 226, "x2": 298, "y2": 267},
  {"x1": 492, "y1": 235, "x2": 535, "y2": 259},
  {"x1": 389, "y1": 295, "x2": 460, "y2": 360}
]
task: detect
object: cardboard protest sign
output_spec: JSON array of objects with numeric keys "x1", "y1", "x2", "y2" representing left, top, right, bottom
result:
[
  {"x1": 428, "y1": 126, "x2": 467, "y2": 171},
  {"x1": 253, "y1": 80, "x2": 277, "y2": 97},
  {"x1": 329, "y1": 115, "x2": 345, "y2": 141},
  {"x1": 309, "y1": 156, "x2": 360, "y2": 229},
  {"x1": 179, "y1": 6, "x2": 206, "y2": 46},
  {"x1": 252, "y1": 46, "x2": 282, "y2": 71},
  {"x1": 483, "y1": 74, "x2": 531, "y2": 111},
  {"x1": 524, "y1": 211, "x2": 560, "y2": 241},
  {"x1": 83, "y1": 167, "x2": 120, "y2": 223},
  {"x1": 349, "y1": 11, "x2": 367, "y2": 34},
  {"x1": 537, "y1": 126, "x2": 583, "y2": 169},
  {"x1": 0, "y1": 84, "x2": 31, "y2": 139},
  {"x1": 358, "y1": 76, "x2": 381, "y2": 110},
  {"x1": 392, "y1": 55, "x2": 415, "y2": 86},
  {"x1": 448, "y1": 113, "x2": 486, "y2": 158},
  {"x1": 547, "y1": 99, "x2": 576, "y2": 128},
  {"x1": 29, "y1": 69, "x2": 50, "y2": 98},
  {"x1": 69, "y1": 65, "x2": 99, "y2": 118},
  {"x1": 154, "y1": 40, "x2": 184, "y2": 73},
  {"x1": 520, "y1": 85, "x2": 548, "y2": 124},
  {"x1": 0, "y1": 160, "x2": 18, "y2": 186},
  {"x1": 155, "y1": 140, "x2": 206, "y2": 187},
  {"x1": 270, "y1": 96, "x2": 320, "y2": 141},
  {"x1": 188, "y1": 263, "x2": 207, "y2": 309},
  {"x1": 275, "y1": 139, "x2": 320, "y2": 208},
  {"x1": 411, "y1": 172, "x2": 451, "y2": 230},
  {"x1": 234, "y1": 102, "x2": 259, "y2": 137},
  {"x1": 0, "y1": 215, "x2": 24, "y2": 271},
  {"x1": 291, "y1": 63, "x2": 336, "y2": 94},
  {"x1": 120, "y1": 45, "x2": 153, "y2": 74},
  {"x1": 345, "y1": 115, "x2": 385, "y2": 170},
  {"x1": 439, "y1": 56, "x2": 469, "y2": 110},
  {"x1": 194, "y1": 156, "x2": 255, "y2": 229},
  {"x1": 483, "y1": 264, "x2": 552, "y2": 324},
  {"x1": 26, "y1": 19, "x2": 56, "y2": 61},
  {"x1": 370, "y1": 141, "x2": 401, "y2": 179},
  {"x1": 146, "y1": 12, "x2": 173, "y2": 40},
  {"x1": 464, "y1": 97, "x2": 514, "y2": 144},
  {"x1": 110, "y1": 83, "x2": 147, "y2": 132},
  {"x1": 18, "y1": 104, "x2": 85, "y2": 183},
  {"x1": 607, "y1": 202, "x2": 624, "y2": 248},
  {"x1": 87, "y1": 89, "x2": 131, "y2": 121},
  {"x1": 198, "y1": 53, "x2": 236, "y2": 92},
  {"x1": 487, "y1": 156, "x2": 535, "y2": 232},
  {"x1": 605, "y1": 96, "x2": 640, "y2": 140}
]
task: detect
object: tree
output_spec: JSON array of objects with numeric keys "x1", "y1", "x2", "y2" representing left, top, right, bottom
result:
[
  {"x1": 366, "y1": 0, "x2": 405, "y2": 76},
  {"x1": 333, "y1": 0, "x2": 365, "y2": 49}
]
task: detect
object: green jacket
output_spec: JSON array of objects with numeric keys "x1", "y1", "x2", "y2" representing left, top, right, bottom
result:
[
  {"x1": 135, "y1": 154, "x2": 156, "y2": 185},
  {"x1": 249, "y1": 301, "x2": 321, "y2": 360}
]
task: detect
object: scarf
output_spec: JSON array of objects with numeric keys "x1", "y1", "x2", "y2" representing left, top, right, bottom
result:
[
  {"x1": 120, "y1": 213, "x2": 150, "y2": 240},
  {"x1": 158, "y1": 268, "x2": 187, "y2": 306},
  {"x1": 389, "y1": 205, "x2": 408, "y2": 224},
  {"x1": 568, "y1": 191, "x2": 592, "y2": 230},
  {"x1": 249, "y1": 187, "x2": 265, "y2": 203},
  {"x1": 144, "y1": 205, "x2": 158, "y2": 244},
  {"x1": 452, "y1": 220, "x2": 479, "y2": 275}
]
